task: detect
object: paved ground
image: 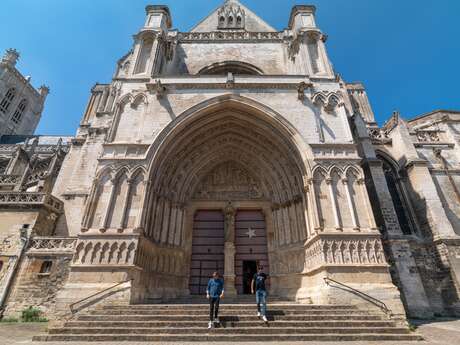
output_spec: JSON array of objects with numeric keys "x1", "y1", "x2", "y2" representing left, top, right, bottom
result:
[{"x1": 1, "y1": 318, "x2": 459, "y2": 345}]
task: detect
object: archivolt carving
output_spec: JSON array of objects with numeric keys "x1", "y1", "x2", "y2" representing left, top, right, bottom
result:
[
  {"x1": 144, "y1": 111, "x2": 309, "y2": 248},
  {"x1": 73, "y1": 237, "x2": 138, "y2": 266}
]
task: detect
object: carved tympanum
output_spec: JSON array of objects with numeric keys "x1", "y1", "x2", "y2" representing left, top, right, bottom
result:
[{"x1": 193, "y1": 161, "x2": 265, "y2": 200}]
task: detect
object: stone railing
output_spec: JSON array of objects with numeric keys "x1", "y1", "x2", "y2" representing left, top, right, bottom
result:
[
  {"x1": 0, "y1": 145, "x2": 17, "y2": 153},
  {"x1": 304, "y1": 234, "x2": 387, "y2": 273},
  {"x1": 416, "y1": 130, "x2": 441, "y2": 143},
  {"x1": 368, "y1": 128, "x2": 391, "y2": 144},
  {"x1": 0, "y1": 175, "x2": 21, "y2": 186},
  {"x1": 0, "y1": 192, "x2": 63, "y2": 213},
  {"x1": 0, "y1": 144, "x2": 70, "y2": 154},
  {"x1": 27, "y1": 237, "x2": 77, "y2": 255},
  {"x1": 177, "y1": 31, "x2": 284, "y2": 42}
]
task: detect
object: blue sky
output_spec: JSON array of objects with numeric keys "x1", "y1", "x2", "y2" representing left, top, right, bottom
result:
[{"x1": 1, "y1": 0, "x2": 459, "y2": 135}]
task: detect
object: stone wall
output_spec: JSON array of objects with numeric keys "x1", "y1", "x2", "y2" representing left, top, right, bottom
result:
[{"x1": 4, "y1": 254, "x2": 71, "y2": 318}]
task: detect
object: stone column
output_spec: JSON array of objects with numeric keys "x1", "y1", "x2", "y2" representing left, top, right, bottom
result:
[{"x1": 223, "y1": 203, "x2": 237, "y2": 296}]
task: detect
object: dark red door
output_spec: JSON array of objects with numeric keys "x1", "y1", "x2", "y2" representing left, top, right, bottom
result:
[
  {"x1": 189, "y1": 210, "x2": 225, "y2": 295},
  {"x1": 235, "y1": 210, "x2": 269, "y2": 294}
]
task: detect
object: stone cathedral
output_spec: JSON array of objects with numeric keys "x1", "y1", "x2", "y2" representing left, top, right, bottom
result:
[{"x1": 1, "y1": 0, "x2": 460, "y2": 322}]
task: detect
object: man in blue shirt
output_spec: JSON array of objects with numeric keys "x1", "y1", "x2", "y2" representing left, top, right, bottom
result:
[
  {"x1": 251, "y1": 266, "x2": 269, "y2": 323},
  {"x1": 206, "y1": 271, "x2": 224, "y2": 329}
]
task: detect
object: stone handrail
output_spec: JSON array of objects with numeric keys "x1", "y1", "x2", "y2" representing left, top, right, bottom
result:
[
  {"x1": 0, "y1": 175, "x2": 21, "y2": 185},
  {"x1": 28, "y1": 237, "x2": 77, "y2": 255},
  {"x1": 0, "y1": 192, "x2": 63, "y2": 213}
]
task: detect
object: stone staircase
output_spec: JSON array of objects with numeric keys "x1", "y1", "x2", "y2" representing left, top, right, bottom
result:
[{"x1": 34, "y1": 300, "x2": 423, "y2": 342}]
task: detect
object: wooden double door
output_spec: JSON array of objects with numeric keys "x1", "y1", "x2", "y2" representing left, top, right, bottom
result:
[{"x1": 189, "y1": 209, "x2": 269, "y2": 295}]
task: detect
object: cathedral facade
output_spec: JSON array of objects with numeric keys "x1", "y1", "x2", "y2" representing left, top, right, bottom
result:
[{"x1": 1, "y1": 1, "x2": 459, "y2": 321}]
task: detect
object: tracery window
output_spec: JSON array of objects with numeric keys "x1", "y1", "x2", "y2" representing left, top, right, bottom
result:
[
  {"x1": 0, "y1": 88, "x2": 16, "y2": 114},
  {"x1": 11, "y1": 99, "x2": 27, "y2": 124},
  {"x1": 380, "y1": 157, "x2": 416, "y2": 235}
]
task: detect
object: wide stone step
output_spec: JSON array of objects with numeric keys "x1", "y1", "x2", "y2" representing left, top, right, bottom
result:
[
  {"x1": 103, "y1": 304, "x2": 354, "y2": 310},
  {"x1": 65, "y1": 320, "x2": 397, "y2": 328},
  {"x1": 93, "y1": 309, "x2": 368, "y2": 316},
  {"x1": 33, "y1": 333, "x2": 424, "y2": 342},
  {"x1": 77, "y1": 314, "x2": 386, "y2": 322},
  {"x1": 49, "y1": 326, "x2": 412, "y2": 335}
]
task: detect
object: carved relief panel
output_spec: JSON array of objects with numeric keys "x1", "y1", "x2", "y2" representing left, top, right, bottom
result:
[{"x1": 193, "y1": 161, "x2": 265, "y2": 201}]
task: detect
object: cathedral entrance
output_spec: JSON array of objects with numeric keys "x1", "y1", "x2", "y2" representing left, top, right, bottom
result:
[
  {"x1": 142, "y1": 96, "x2": 311, "y2": 300},
  {"x1": 189, "y1": 210, "x2": 225, "y2": 295},
  {"x1": 188, "y1": 208, "x2": 269, "y2": 296},
  {"x1": 235, "y1": 210, "x2": 269, "y2": 295}
]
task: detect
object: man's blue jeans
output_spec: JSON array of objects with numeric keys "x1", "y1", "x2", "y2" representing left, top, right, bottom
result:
[{"x1": 256, "y1": 290, "x2": 267, "y2": 316}]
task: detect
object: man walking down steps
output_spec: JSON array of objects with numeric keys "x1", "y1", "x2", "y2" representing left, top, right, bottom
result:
[
  {"x1": 206, "y1": 271, "x2": 225, "y2": 329},
  {"x1": 252, "y1": 266, "x2": 269, "y2": 323}
]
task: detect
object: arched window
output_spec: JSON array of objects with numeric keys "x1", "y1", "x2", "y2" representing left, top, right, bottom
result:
[
  {"x1": 39, "y1": 260, "x2": 53, "y2": 274},
  {"x1": 11, "y1": 99, "x2": 27, "y2": 124},
  {"x1": 219, "y1": 16, "x2": 225, "y2": 25},
  {"x1": 237, "y1": 16, "x2": 242, "y2": 25},
  {"x1": 0, "y1": 88, "x2": 16, "y2": 114},
  {"x1": 380, "y1": 156, "x2": 416, "y2": 235},
  {"x1": 228, "y1": 16, "x2": 234, "y2": 25},
  {"x1": 198, "y1": 61, "x2": 264, "y2": 76},
  {"x1": 135, "y1": 37, "x2": 153, "y2": 74}
]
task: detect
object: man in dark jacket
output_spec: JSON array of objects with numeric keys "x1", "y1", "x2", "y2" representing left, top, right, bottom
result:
[
  {"x1": 206, "y1": 271, "x2": 224, "y2": 329},
  {"x1": 251, "y1": 266, "x2": 269, "y2": 323}
]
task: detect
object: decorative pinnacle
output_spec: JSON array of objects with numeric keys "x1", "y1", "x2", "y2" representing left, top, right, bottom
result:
[
  {"x1": 39, "y1": 85, "x2": 50, "y2": 98},
  {"x1": 2, "y1": 48, "x2": 20, "y2": 66}
]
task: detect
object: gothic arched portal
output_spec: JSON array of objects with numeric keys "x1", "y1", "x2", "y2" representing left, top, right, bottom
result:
[{"x1": 137, "y1": 96, "x2": 313, "y2": 298}]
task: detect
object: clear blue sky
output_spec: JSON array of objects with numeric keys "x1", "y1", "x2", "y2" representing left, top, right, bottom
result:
[{"x1": 1, "y1": 0, "x2": 459, "y2": 135}]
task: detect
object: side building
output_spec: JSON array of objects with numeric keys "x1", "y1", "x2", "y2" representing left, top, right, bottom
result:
[{"x1": 0, "y1": 49, "x2": 49, "y2": 137}]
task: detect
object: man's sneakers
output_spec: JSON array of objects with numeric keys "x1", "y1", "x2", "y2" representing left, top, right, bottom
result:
[
  {"x1": 214, "y1": 317, "x2": 220, "y2": 324},
  {"x1": 208, "y1": 321, "x2": 213, "y2": 329},
  {"x1": 257, "y1": 311, "x2": 261, "y2": 317},
  {"x1": 262, "y1": 315, "x2": 268, "y2": 323}
]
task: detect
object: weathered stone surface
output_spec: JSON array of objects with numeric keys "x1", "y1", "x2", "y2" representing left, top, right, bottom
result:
[{"x1": 1, "y1": 0, "x2": 460, "y2": 326}]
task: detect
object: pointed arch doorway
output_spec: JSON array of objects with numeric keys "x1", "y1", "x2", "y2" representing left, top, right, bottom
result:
[{"x1": 141, "y1": 96, "x2": 311, "y2": 300}]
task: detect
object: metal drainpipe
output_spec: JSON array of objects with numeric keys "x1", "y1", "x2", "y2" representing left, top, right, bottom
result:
[{"x1": 0, "y1": 225, "x2": 30, "y2": 314}]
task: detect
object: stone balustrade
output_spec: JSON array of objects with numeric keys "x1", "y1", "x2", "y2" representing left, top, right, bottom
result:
[
  {"x1": 0, "y1": 175, "x2": 21, "y2": 186},
  {"x1": 0, "y1": 192, "x2": 63, "y2": 213},
  {"x1": 416, "y1": 130, "x2": 441, "y2": 143},
  {"x1": 368, "y1": 128, "x2": 391, "y2": 144},
  {"x1": 27, "y1": 237, "x2": 77, "y2": 256},
  {"x1": 177, "y1": 31, "x2": 284, "y2": 42}
]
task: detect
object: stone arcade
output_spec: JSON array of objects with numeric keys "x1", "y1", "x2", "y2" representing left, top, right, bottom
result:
[{"x1": 1, "y1": 0, "x2": 460, "y2": 323}]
